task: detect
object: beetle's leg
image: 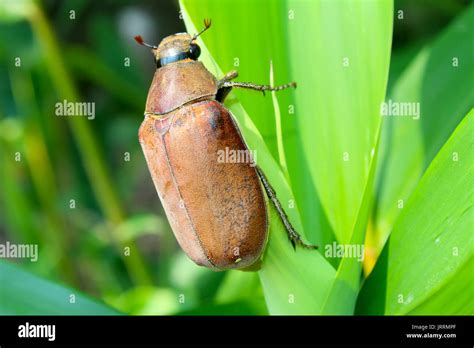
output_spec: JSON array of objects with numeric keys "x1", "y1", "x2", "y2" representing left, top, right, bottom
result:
[
  {"x1": 221, "y1": 81, "x2": 296, "y2": 96},
  {"x1": 255, "y1": 166, "x2": 318, "y2": 250},
  {"x1": 216, "y1": 79, "x2": 295, "y2": 102},
  {"x1": 216, "y1": 86, "x2": 232, "y2": 103},
  {"x1": 218, "y1": 70, "x2": 239, "y2": 87},
  {"x1": 216, "y1": 71, "x2": 239, "y2": 102}
]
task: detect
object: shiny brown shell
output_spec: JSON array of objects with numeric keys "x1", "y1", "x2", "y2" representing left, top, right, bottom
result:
[{"x1": 139, "y1": 60, "x2": 268, "y2": 270}]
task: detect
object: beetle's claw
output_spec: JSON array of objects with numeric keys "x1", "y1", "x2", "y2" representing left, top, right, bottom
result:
[
  {"x1": 300, "y1": 240, "x2": 318, "y2": 250},
  {"x1": 204, "y1": 18, "x2": 211, "y2": 28},
  {"x1": 306, "y1": 243, "x2": 319, "y2": 250},
  {"x1": 290, "y1": 236, "x2": 318, "y2": 251}
]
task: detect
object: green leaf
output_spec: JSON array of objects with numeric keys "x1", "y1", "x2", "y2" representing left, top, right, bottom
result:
[
  {"x1": 283, "y1": 0, "x2": 392, "y2": 314},
  {"x1": 373, "y1": 5, "x2": 474, "y2": 251},
  {"x1": 259, "y1": 206, "x2": 336, "y2": 314},
  {"x1": 287, "y1": 0, "x2": 393, "y2": 244},
  {"x1": 357, "y1": 109, "x2": 474, "y2": 315},
  {"x1": 354, "y1": 244, "x2": 388, "y2": 315},
  {"x1": 214, "y1": 271, "x2": 263, "y2": 305},
  {"x1": 180, "y1": 1, "x2": 336, "y2": 314},
  {"x1": 321, "y1": 135, "x2": 381, "y2": 314},
  {"x1": 406, "y1": 256, "x2": 473, "y2": 315},
  {"x1": 0, "y1": 261, "x2": 120, "y2": 315}
]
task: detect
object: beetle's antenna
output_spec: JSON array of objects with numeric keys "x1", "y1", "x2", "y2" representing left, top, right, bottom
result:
[
  {"x1": 134, "y1": 35, "x2": 158, "y2": 49},
  {"x1": 190, "y1": 19, "x2": 211, "y2": 43}
]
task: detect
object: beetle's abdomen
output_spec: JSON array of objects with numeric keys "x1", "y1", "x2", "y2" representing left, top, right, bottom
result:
[{"x1": 139, "y1": 100, "x2": 268, "y2": 270}]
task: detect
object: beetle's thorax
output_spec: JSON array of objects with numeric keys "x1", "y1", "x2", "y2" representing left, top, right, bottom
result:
[{"x1": 145, "y1": 60, "x2": 217, "y2": 115}]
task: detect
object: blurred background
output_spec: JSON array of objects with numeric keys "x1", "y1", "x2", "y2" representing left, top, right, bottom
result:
[{"x1": 0, "y1": 0, "x2": 471, "y2": 314}]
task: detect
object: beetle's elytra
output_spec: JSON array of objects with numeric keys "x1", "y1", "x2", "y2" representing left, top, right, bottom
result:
[{"x1": 136, "y1": 19, "x2": 316, "y2": 271}]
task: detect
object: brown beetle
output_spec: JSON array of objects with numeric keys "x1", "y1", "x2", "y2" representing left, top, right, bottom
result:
[{"x1": 136, "y1": 19, "x2": 316, "y2": 271}]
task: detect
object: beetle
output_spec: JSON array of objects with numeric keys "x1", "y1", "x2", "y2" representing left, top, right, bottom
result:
[{"x1": 135, "y1": 19, "x2": 316, "y2": 271}]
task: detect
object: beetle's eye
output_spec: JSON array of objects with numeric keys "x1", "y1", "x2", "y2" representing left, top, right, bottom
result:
[{"x1": 189, "y1": 43, "x2": 201, "y2": 60}]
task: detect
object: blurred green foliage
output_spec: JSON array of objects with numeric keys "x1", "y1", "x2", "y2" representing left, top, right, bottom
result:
[{"x1": 0, "y1": 0, "x2": 472, "y2": 315}]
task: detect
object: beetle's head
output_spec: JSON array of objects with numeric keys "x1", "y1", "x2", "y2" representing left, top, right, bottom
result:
[{"x1": 135, "y1": 19, "x2": 211, "y2": 68}]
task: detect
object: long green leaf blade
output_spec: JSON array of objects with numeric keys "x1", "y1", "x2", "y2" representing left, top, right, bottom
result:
[
  {"x1": 0, "y1": 261, "x2": 120, "y2": 315},
  {"x1": 373, "y1": 5, "x2": 474, "y2": 254},
  {"x1": 287, "y1": 0, "x2": 393, "y2": 244},
  {"x1": 357, "y1": 109, "x2": 474, "y2": 314},
  {"x1": 321, "y1": 134, "x2": 381, "y2": 314}
]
